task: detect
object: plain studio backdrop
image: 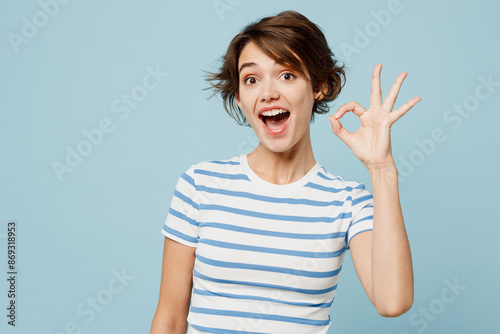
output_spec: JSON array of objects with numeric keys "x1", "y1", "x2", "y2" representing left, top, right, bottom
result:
[{"x1": 1, "y1": 0, "x2": 499, "y2": 333}]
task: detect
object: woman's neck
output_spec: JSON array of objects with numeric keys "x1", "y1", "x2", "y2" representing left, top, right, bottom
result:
[{"x1": 247, "y1": 132, "x2": 316, "y2": 185}]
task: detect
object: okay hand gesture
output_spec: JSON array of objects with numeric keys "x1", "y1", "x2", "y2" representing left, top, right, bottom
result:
[{"x1": 329, "y1": 64, "x2": 421, "y2": 171}]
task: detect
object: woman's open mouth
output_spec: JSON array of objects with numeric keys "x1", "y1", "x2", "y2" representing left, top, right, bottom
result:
[{"x1": 259, "y1": 109, "x2": 290, "y2": 135}]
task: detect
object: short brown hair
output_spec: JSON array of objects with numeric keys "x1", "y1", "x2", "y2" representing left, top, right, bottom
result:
[{"x1": 205, "y1": 10, "x2": 346, "y2": 126}]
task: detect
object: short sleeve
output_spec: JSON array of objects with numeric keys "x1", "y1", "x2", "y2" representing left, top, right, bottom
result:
[
  {"x1": 346, "y1": 183, "x2": 374, "y2": 250},
  {"x1": 161, "y1": 165, "x2": 199, "y2": 248}
]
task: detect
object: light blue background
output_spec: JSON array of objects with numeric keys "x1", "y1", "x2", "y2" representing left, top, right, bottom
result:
[{"x1": 1, "y1": 0, "x2": 499, "y2": 333}]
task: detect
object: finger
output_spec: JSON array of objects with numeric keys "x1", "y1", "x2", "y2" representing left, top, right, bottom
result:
[
  {"x1": 334, "y1": 101, "x2": 367, "y2": 119},
  {"x1": 370, "y1": 63, "x2": 383, "y2": 106},
  {"x1": 383, "y1": 72, "x2": 407, "y2": 110},
  {"x1": 389, "y1": 97, "x2": 421, "y2": 123},
  {"x1": 329, "y1": 115, "x2": 352, "y2": 145}
]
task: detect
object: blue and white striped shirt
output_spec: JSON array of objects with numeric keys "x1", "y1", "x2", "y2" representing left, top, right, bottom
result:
[{"x1": 162, "y1": 154, "x2": 374, "y2": 333}]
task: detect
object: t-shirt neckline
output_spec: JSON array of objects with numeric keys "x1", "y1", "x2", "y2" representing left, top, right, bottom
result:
[{"x1": 239, "y1": 153, "x2": 321, "y2": 190}]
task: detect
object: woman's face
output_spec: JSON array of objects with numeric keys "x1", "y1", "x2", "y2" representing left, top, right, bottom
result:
[{"x1": 236, "y1": 41, "x2": 322, "y2": 154}]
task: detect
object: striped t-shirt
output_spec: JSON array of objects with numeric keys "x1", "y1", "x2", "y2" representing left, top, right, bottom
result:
[{"x1": 161, "y1": 154, "x2": 374, "y2": 333}]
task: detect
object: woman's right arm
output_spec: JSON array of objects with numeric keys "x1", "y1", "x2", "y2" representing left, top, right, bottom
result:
[{"x1": 150, "y1": 237, "x2": 196, "y2": 334}]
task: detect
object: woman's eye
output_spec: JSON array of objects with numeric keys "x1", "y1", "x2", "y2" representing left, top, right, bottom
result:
[
  {"x1": 281, "y1": 73, "x2": 295, "y2": 81},
  {"x1": 244, "y1": 77, "x2": 256, "y2": 85}
]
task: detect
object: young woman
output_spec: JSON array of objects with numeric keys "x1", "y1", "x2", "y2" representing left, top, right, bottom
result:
[{"x1": 151, "y1": 10, "x2": 419, "y2": 334}]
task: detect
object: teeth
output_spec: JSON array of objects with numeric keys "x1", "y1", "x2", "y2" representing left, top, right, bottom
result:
[{"x1": 261, "y1": 109, "x2": 288, "y2": 117}]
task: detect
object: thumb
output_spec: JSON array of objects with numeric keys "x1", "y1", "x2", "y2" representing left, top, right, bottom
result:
[{"x1": 329, "y1": 115, "x2": 351, "y2": 145}]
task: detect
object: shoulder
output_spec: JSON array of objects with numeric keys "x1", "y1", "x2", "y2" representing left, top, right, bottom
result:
[
  {"x1": 191, "y1": 155, "x2": 241, "y2": 170},
  {"x1": 315, "y1": 165, "x2": 367, "y2": 193},
  {"x1": 184, "y1": 155, "x2": 246, "y2": 183}
]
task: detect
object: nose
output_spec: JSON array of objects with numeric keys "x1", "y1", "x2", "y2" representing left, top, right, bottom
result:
[{"x1": 259, "y1": 78, "x2": 280, "y2": 102}]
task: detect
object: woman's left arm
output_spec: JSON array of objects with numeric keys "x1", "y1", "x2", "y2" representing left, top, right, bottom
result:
[{"x1": 328, "y1": 64, "x2": 420, "y2": 317}]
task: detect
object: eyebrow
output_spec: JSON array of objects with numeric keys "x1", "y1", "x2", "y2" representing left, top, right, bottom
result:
[
  {"x1": 238, "y1": 61, "x2": 299, "y2": 76},
  {"x1": 239, "y1": 62, "x2": 256, "y2": 74}
]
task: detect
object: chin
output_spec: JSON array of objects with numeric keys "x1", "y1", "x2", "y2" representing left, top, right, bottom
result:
[{"x1": 259, "y1": 138, "x2": 296, "y2": 154}]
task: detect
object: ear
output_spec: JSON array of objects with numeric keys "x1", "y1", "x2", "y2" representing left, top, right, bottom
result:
[
  {"x1": 235, "y1": 91, "x2": 241, "y2": 108},
  {"x1": 314, "y1": 90, "x2": 324, "y2": 101},
  {"x1": 314, "y1": 82, "x2": 328, "y2": 101}
]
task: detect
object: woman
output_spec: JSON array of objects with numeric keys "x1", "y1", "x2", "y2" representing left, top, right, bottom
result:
[{"x1": 151, "y1": 10, "x2": 418, "y2": 333}]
